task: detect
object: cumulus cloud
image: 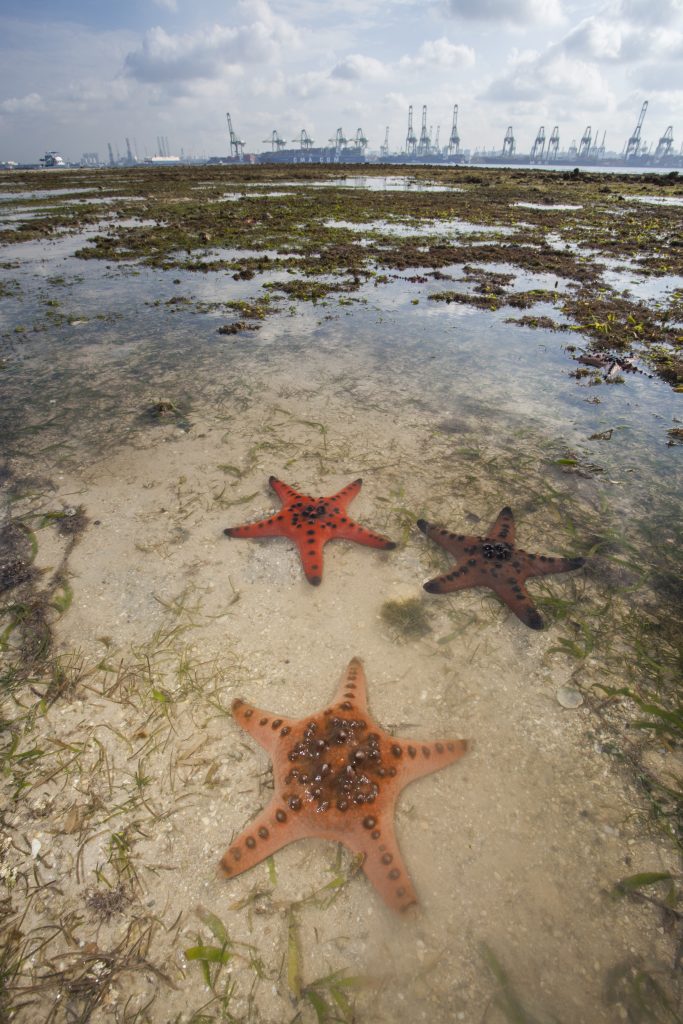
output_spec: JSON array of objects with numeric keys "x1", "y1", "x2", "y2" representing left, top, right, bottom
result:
[
  {"x1": 330, "y1": 54, "x2": 388, "y2": 80},
  {"x1": 482, "y1": 50, "x2": 611, "y2": 109},
  {"x1": 445, "y1": 0, "x2": 563, "y2": 25},
  {"x1": 560, "y1": 17, "x2": 642, "y2": 62},
  {"x1": 619, "y1": 0, "x2": 682, "y2": 25},
  {"x1": 152, "y1": 0, "x2": 178, "y2": 11},
  {"x1": 400, "y1": 37, "x2": 475, "y2": 70},
  {"x1": 0, "y1": 92, "x2": 44, "y2": 114},
  {"x1": 124, "y1": 2, "x2": 300, "y2": 82}
]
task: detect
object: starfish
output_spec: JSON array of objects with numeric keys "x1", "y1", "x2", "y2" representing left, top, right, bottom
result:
[
  {"x1": 223, "y1": 476, "x2": 396, "y2": 586},
  {"x1": 220, "y1": 658, "x2": 468, "y2": 912},
  {"x1": 417, "y1": 507, "x2": 585, "y2": 630}
]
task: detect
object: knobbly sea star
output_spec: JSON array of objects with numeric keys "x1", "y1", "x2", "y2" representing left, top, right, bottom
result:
[
  {"x1": 221, "y1": 658, "x2": 468, "y2": 911},
  {"x1": 223, "y1": 476, "x2": 396, "y2": 585},
  {"x1": 417, "y1": 506, "x2": 585, "y2": 630}
]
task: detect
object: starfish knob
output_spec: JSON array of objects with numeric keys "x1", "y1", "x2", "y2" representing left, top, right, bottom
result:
[
  {"x1": 417, "y1": 507, "x2": 585, "y2": 630},
  {"x1": 224, "y1": 476, "x2": 396, "y2": 585},
  {"x1": 221, "y1": 658, "x2": 468, "y2": 912}
]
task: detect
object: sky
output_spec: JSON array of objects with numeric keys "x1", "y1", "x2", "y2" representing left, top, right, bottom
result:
[{"x1": 1, "y1": 0, "x2": 682, "y2": 163}]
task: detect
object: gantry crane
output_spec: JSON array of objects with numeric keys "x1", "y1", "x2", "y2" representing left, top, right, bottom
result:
[
  {"x1": 405, "y1": 105, "x2": 417, "y2": 155},
  {"x1": 654, "y1": 126, "x2": 674, "y2": 160},
  {"x1": 547, "y1": 126, "x2": 559, "y2": 160},
  {"x1": 530, "y1": 126, "x2": 546, "y2": 161},
  {"x1": 262, "y1": 130, "x2": 286, "y2": 151},
  {"x1": 502, "y1": 126, "x2": 515, "y2": 157},
  {"x1": 299, "y1": 129, "x2": 313, "y2": 150},
  {"x1": 448, "y1": 105, "x2": 460, "y2": 155},
  {"x1": 433, "y1": 125, "x2": 440, "y2": 154},
  {"x1": 329, "y1": 128, "x2": 347, "y2": 152},
  {"x1": 578, "y1": 126, "x2": 592, "y2": 159},
  {"x1": 625, "y1": 101, "x2": 648, "y2": 159},
  {"x1": 226, "y1": 113, "x2": 245, "y2": 161},
  {"x1": 380, "y1": 126, "x2": 390, "y2": 158},
  {"x1": 351, "y1": 128, "x2": 367, "y2": 151},
  {"x1": 417, "y1": 105, "x2": 430, "y2": 156}
]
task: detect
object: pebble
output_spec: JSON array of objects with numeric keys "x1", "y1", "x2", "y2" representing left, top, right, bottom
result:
[{"x1": 556, "y1": 685, "x2": 583, "y2": 709}]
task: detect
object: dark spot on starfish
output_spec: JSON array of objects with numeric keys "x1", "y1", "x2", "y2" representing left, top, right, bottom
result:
[
  {"x1": 435, "y1": 742, "x2": 444, "y2": 753},
  {"x1": 272, "y1": 719, "x2": 282, "y2": 729},
  {"x1": 259, "y1": 718, "x2": 268, "y2": 726},
  {"x1": 381, "y1": 853, "x2": 393, "y2": 865},
  {"x1": 422, "y1": 746, "x2": 431, "y2": 758},
  {"x1": 288, "y1": 796, "x2": 302, "y2": 811},
  {"x1": 310, "y1": 575, "x2": 322, "y2": 586},
  {"x1": 391, "y1": 744, "x2": 402, "y2": 758},
  {"x1": 371, "y1": 829, "x2": 380, "y2": 839},
  {"x1": 280, "y1": 726, "x2": 291, "y2": 737},
  {"x1": 363, "y1": 816, "x2": 377, "y2": 829},
  {"x1": 246, "y1": 837, "x2": 256, "y2": 849},
  {"x1": 231, "y1": 848, "x2": 241, "y2": 862},
  {"x1": 407, "y1": 746, "x2": 417, "y2": 758},
  {"x1": 388, "y1": 869, "x2": 401, "y2": 880},
  {"x1": 276, "y1": 809, "x2": 287, "y2": 822},
  {"x1": 258, "y1": 827, "x2": 269, "y2": 839},
  {"x1": 244, "y1": 709, "x2": 253, "y2": 718}
]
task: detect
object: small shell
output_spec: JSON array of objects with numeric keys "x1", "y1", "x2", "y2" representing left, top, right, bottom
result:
[{"x1": 556, "y1": 685, "x2": 584, "y2": 709}]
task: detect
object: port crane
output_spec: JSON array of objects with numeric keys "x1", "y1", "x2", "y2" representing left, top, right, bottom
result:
[
  {"x1": 654, "y1": 126, "x2": 673, "y2": 161},
  {"x1": 329, "y1": 128, "x2": 347, "y2": 152},
  {"x1": 380, "y1": 126, "x2": 390, "y2": 158},
  {"x1": 351, "y1": 128, "x2": 368, "y2": 152},
  {"x1": 433, "y1": 125, "x2": 440, "y2": 154},
  {"x1": 502, "y1": 126, "x2": 515, "y2": 157},
  {"x1": 448, "y1": 105, "x2": 460, "y2": 155},
  {"x1": 530, "y1": 126, "x2": 546, "y2": 161},
  {"x1": 226, "y1": 112, "x2": 245, "y2": 161},
  {"x1": 262, "y1": 130, "x2": 286, "y2": 151},
  {"x1": 547, "y1": 126, "x2": 559, "y2": 160},
  {"x1": 625, "y1": 101, "x2": 648, "y2": 159},
  {"x1": 299, "y1": 129, "x2": 314, "y2": 150},
  {"x1": 417, "y1": 105, "x2": 430, "y2": 156},
  {"x1": 578, "y1": 126, "x2": 592, "y2": 159},
  {"x1": 405, "y1": 105, "x2": 417, "y2": 155}
]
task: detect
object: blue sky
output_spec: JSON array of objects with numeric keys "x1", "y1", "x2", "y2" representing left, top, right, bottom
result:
[{"x1": 1, "y1": 0, "x2": 681, "y2": 162}]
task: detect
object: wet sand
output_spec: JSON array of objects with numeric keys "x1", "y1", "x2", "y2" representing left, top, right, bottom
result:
[{"x1": 1, "y1": 170, "x2": 681, "y2": 1023}]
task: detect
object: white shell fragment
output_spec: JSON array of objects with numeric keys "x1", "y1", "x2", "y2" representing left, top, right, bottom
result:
[
  {"x1": 31, "y1": 838, "x2": 42, "y2": 859},
  {"x1": 556, "y1": 685, "x2": 584, "y2": 709}
]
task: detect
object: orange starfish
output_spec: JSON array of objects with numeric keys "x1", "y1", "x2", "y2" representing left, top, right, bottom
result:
[
  {"x1": 223, "y1": 476, "x2": 396, "y2": 585},
  {"x1": 417, "y1": 507, "x2": 585, "y2": 630},
  {"x1": 220, "y1": 658, "x2": 468, "y2": 912}
]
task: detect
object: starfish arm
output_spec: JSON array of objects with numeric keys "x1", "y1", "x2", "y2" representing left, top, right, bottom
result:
[
  {"x1": 344, "y1": 815, "x2": 418, "y2": 912},
  {"x1": 416, "y1": 519, "x2": 470, "y2": 560},
  {"x1": 392, "y1": 736, "x2": 468, "y2": 783},
  {"x1": 520, "y1": 552, "x2": 586, "y2": 578},
  {"x1": 268, "y1": 476, "x2": 311, "y2": 505},
  {"x1": 219, "y1": 799, "x2": 306, "y2": 879},
  {"x1": 232, "y1": 698, "x2": 299, "y2": 755},
  {"x1": 295, "y1": 530, "x2": 326, "y2": 586},
  {"x1": 329, "y1": 657, "x2": 369, "y2": 715},
  {"x1": 326, "y1": 477, "x2": 363, "y2": 507},
  {"x1": 423, "y1": 570, "x2": 474, "y2": 594},
  {"x1": 488, "y1": 578, "x2": 545, "y2": 630},
  {"x1": 487, "y1": 506, "x2": 516, "y2": 544},
  {"x1": 224, "y1": 515, "x2": 285, "y2": 539},
  {"x1": 334, "y1": 518, "x2": 396, "y2": 550}
]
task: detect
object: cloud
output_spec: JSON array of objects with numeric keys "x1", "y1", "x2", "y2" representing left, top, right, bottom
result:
[
  {"x1": 330, "y1": 54, "x2": 388, "y2": 80},
  {"x1": 152, "y1": 0, "x2": 178, "y2": 11},
  {"x1": 400, "y1": 37, "x2": 475, "y2": 70},
  {"x1": 619, "y1": 0, "x2": 683, "y2": 26},
  {"x1": 482, "y1": 50, "x2": 611, "y2": 109},
  {"x1": 0, "y1": 92, "x2": 44, "y2": 114},
  {"x1": 445, "y1": 0, "x2": 563, "y2": 25},
  {"x1": 124, "y1": 2, "x2": 300, "y2": 83}
]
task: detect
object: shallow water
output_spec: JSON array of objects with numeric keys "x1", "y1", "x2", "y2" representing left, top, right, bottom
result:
[{"x1": 1, "y1": 178, "x2": 681, "y2": 1024}]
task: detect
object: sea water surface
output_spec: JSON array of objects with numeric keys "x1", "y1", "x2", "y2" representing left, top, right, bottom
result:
[{"x1": 0, "y1": 176, "x2": 681, "y2": 1024}]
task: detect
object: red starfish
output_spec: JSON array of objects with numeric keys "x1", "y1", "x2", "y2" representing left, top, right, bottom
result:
[
  {"x1": 220, "y1": 658, "x2": 468, "y2": 912},
  {"x1": 223, "y1": 476, "x2": 396, "y2": 586},
  {"x1": 417, "y1": 507, "x2": 585, "y2": 630}
]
